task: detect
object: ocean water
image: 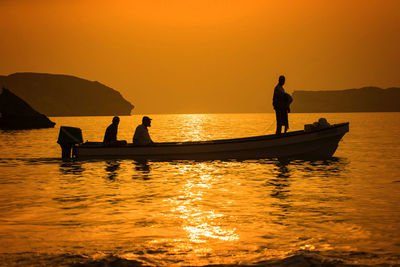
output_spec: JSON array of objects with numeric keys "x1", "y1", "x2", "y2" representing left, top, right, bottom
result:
[{"x1": 0, "y1": 113, "x2": 399, "y2": 266}]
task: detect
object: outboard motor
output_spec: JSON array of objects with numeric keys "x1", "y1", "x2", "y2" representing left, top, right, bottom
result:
[{"x1": 57, "y1": 126, "x2": 83, "y2": 159}]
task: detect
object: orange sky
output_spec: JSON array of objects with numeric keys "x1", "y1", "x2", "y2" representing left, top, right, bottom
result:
[{"x1": 1, "y1": 0, "x2": 399, "y2": 113}]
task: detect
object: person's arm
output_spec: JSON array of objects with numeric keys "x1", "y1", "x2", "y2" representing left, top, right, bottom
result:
[
  {"x1": 132, "y1": 126, "x2": 138, "y2": 143},
  {"x1": 285, "y1": 93, "x2": 292, "y2": 112},
  {"x1": 144, "y1": 128, "x2": 154, "y2": 144},
  {"x1": 148, "y1": 131, "x2": 154, "y2": 144},
  {"x1": 103, "y1": 126, "x2": 110, "y2": 143}
]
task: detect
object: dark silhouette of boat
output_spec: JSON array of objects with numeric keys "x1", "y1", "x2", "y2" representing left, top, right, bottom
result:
[{"x1": 60, "y1": 122, "x2": 349, "y2": 160}]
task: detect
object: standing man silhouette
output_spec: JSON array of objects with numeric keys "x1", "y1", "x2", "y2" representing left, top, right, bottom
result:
[{"x1": 273, "y1": 75, "x2": 291, "y2": 135}]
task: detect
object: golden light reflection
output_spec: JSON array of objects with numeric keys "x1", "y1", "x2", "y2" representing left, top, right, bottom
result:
[
  {"x1": 169, "y1": 163, "x2": 239, "y2": 244},
  {"x1": 180, "y1": 114, "x2": 208, "y2": 141}
]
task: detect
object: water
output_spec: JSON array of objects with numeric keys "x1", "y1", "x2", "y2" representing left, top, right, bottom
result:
[{"x1": 0, "y1": 113, "x2": 399, "y2": 266}]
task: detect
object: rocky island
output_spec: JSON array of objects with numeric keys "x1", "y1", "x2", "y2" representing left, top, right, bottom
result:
[
  {"x1": 0, "y1": 73, "x2": 134, "y2": 116},
  {"x1": 0, "y1": 88, "x2": 56, "y2": 129},
  {"x1": 291, "y1": 87, "x2": 400, "y2": 113}
]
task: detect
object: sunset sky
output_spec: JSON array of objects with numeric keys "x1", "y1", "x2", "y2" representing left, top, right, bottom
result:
[{"x1": 1, "y1": 0, "x2": 399, "y2": 114}]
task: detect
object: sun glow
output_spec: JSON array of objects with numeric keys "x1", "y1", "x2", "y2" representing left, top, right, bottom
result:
[{"x1": 1, "y1": 1, "x2": 399, "y2": 113}]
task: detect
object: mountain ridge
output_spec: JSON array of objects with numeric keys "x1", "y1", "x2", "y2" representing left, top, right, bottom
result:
[
  {"x1": 0, "y1": 72, "x2": 134, "y2": 116},
  {"x1": 291, "y1": 86, "x2": 400, "y2": 113},
  {"x1": 0, "y1": 88, "x2": 56, "y2": 129}
]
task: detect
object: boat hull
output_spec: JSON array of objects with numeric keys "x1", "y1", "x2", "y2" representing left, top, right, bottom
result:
[{"x1": 74, "y1": 123, "x2": 349, "y2": 160}]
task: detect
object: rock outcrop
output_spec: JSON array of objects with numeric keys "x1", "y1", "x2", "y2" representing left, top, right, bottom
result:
[
  {"x1": 0, "y1": 88, "x2": 56, "y2": 129},
  {"x1": 0, "y1": 73, "x2": 134, "y2": 116},
  {"x1": 291, "y1": 87, "x2": 400, "y2": 113}
]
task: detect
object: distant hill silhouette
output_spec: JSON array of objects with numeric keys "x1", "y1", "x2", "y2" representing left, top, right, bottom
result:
[
  {"x1": 291, "y1": 87, "x2": 400, "y2": 113},
  {"x1": 0, "y1": 88, "x2": 55, "y2": 129},
  {"x1": 0, "y1": 73, "x2": 134, "y2": 116}
]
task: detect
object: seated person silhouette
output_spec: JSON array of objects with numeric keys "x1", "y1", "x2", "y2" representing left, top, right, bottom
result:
[
  {"x1": 132, "y1": 116, "x2": 154, "y2": 145},
  {"x1": 103, "y1": 116, "x2": 127, "y2": 146}
]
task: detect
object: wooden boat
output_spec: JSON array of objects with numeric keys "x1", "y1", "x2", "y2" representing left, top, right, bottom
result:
[{"x1": 71, "y1": 122, "x2": 349, "y2": 160}]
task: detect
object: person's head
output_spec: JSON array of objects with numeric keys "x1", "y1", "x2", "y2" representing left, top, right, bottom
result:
[
  {"x1": 142, "y1": 116, "x2": 152, "y2": 127},
  {"x1": 278, "y1": 75, "x2": 285, "y2": 86},
  {"x1": 112, "y1": 116, "x2": 120, "y2": 125}
]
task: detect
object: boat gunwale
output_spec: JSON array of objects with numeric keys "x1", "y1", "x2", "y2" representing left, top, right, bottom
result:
[{"x1": 77, "y1": 122, "x2": 349, "y2": 149}]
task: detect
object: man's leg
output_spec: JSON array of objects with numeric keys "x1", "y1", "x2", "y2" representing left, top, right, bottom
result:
[
  {"x1": 276, "y1": 125, "x2": 282, "y2": 135},
  {"x1": 283, "y1": 111, "x2": 289, "y2": 133},
  {"x1": 275, "y1": 110, "x2": 282, "y2": 135}
]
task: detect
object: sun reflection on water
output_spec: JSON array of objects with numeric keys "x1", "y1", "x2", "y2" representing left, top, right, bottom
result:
[
  {"x1": 178, "y1": 114, "x2": 209, "y2": 141},
  {"x1": 168, "y1": 163, "x2": 239, "y2": 244},
  {"x1": 2, "y1": 114, "x2": 400, "y2": 266}
]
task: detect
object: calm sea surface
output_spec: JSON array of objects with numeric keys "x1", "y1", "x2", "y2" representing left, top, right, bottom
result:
[{"x1": 0, "y1": 113, "x2": 399, "y2": 266}]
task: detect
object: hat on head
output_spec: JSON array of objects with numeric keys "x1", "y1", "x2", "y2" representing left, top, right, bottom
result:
[{"x1": 142, "y1": 116, "x2": 152, "y2": 123}]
